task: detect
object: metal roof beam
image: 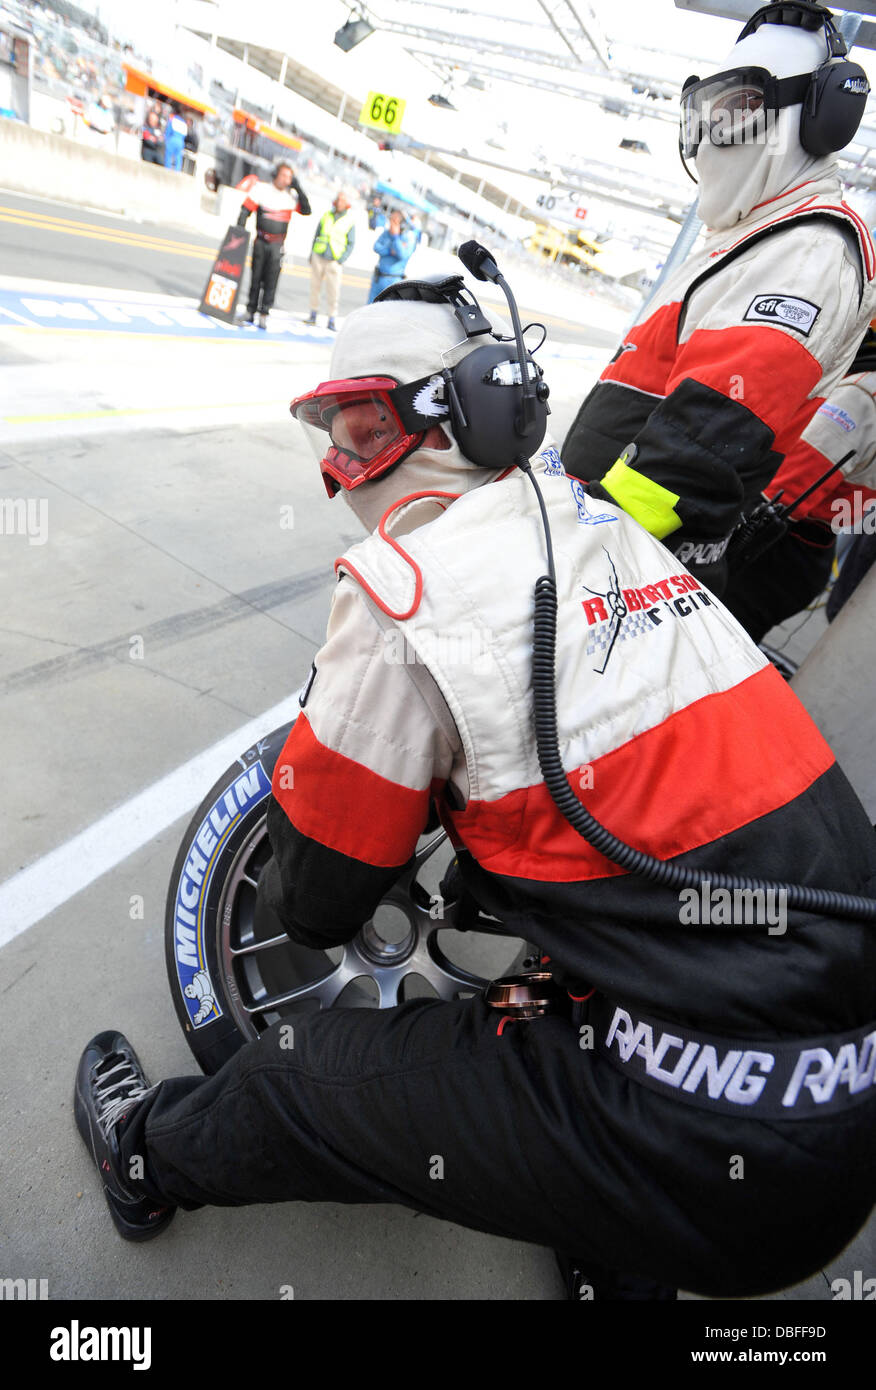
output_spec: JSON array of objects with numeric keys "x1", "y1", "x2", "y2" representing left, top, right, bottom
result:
[
  {"x1": 368, "y1": 11, "x2": 604, "y2": 72},
  {"x1": 402, "y1": 46, "x2": 681, "y2": 120},
  {"x1": 535, "y1": 0, "x2": 611, "y2": 70}
]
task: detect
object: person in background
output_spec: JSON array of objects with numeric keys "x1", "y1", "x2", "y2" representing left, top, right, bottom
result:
[
  {"x1": 140, "y1": 109, "x2": 163, "y2": 165},
  {"x1": 307, "y1": 187, "x2": 356, "y2": 332},
  {"x1": 163, "y1": 103, "x2": 188, "y2": 172},
  {"x1": 84, "y1": 91, "x2": 113, "y2": 136},
  {"x1": 367, "y1": 195, "x2": 386, "y2": 231},
  {"x1": 237, "y1": 161, "x2": 311, "y2": 330},
  {"x1": 367, "y1": 209, "x2": 416, "y2": 302}
]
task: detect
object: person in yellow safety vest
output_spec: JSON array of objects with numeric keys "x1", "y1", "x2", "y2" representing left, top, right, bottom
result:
[{"x1": 307, "y1": 189, "x2": 357, "y2": 332}]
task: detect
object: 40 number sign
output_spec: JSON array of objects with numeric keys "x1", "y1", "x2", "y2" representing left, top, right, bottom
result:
[{"x1": 359, "y1": 90, "x2": 406, "y2": 134}]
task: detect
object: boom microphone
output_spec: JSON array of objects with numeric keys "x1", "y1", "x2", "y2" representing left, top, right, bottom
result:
[{"x1": 458, "y1": 240, "x2": 500, "y2": 283}]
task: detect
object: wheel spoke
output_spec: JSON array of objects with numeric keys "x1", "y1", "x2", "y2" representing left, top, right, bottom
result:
[
  {"x1": 241, "y1": 962, "x2": 348, "y2": 1014},
  {"x1": 374, "y1": 971, "x2": 401, "y2": 1008},
  {"x1": 425, "y1": 934, "x2": 490, "y2": 994},
  {"x1": 230, "y1": 932, "x2": 289, "y2": 957}
]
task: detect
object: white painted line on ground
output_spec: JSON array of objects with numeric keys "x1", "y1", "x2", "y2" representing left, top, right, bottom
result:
[
  {"x1": 0, "y1": 303, "x2": 35, "y2": 326},
  {"x1": 0, "y1": 694, "x2": 302, "y2": 948}
]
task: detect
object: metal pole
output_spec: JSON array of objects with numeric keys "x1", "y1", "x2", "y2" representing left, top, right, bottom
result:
[{"x1": 625, "y1": 197, "x2": 702, "y2": 333}]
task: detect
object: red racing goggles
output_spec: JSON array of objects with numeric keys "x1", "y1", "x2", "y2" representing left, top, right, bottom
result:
[{"x1": 289, "y1": 374, "x2": 449, "y2": 497}]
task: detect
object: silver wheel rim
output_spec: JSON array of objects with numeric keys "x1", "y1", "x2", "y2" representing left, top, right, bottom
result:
[{"x1": 215, "y1": 818, "x2": 511, "y2": 1040}]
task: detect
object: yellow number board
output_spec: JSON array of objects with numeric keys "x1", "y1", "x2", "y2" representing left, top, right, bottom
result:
[{"x1": 359, "y1": 91, "x2": 406, "y2": 133}]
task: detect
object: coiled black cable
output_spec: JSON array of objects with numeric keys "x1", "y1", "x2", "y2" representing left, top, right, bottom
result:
[{"x1": 518, "y1": 460, "x2": 876, "y2": 924}]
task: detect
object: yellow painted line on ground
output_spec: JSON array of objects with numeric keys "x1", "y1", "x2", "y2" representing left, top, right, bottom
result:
[
  {"x1": 4, "y1": 399, "x2": 285, "y2": 424},
  {"x1": 0, "y1": 205, "x2": 372, "y2": 284},
  {"x1": 0, "y1": 203, "x2": 224, "y2": 254},
  {"x1": 0, "y1": 206, "x2": 596, "y2": 331},
  {"x1": 0, "y1": 211, "x2": 216, "y2": 259}
]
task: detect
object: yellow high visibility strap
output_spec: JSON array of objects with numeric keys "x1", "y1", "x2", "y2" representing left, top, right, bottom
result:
[{"x1": 600, "y1": 450, "x2": 682, "y2": 539}]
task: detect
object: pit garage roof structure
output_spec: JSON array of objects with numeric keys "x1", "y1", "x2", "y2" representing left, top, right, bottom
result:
[{"x1": 177, "y1": 1, "x2": 876, "y2": 233}]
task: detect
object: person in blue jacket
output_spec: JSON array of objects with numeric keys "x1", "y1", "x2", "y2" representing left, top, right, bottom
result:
[
  {"x1": 367, "y1": 209, "x2": 416, "y2": 302},
  {"x1": 163, "y1": 104, "x2": 188, "y2": 172}
]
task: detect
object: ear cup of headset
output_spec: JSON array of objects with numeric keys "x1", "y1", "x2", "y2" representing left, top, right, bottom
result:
[
  {"x1": 799, "y1": 59, "x2": 869, "y2": 155},
  {"x1": 448, "y1": 343, "x2": 548, "y2": 469}
]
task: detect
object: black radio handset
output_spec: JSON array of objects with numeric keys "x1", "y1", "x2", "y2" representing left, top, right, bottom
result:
[{"x1": 457, "y1": 244, "x2": 876, "y2": 924}]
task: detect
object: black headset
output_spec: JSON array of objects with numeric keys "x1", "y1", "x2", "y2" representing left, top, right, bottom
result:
[
  {"x1": 738, "y1": 1, "x2": 869, "y2": 156},
  {"x1": 375, "y1": 246, "x2": 550, "y2": 471}
]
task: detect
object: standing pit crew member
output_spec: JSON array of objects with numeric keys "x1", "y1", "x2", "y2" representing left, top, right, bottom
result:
[
  {"x1": 307, "y1": 187, "x2": 356, "y2": 332},
  {"x1": 237, "y1": 162, "x2": 312, "y2": 330},
  {"x1": 74, "y1": 288, "x2": 876, "y2": 1301},
  {"x1": 562, "y1": 2, "x2": 875, "y2": 596}
]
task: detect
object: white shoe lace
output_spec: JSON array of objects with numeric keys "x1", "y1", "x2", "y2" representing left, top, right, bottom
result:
[{"x1": 92, "y1": 1054, "x2": 152, "y2": 1135}]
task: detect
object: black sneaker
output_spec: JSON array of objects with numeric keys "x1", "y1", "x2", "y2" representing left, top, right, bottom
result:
[
  {"x1": 74, "y1": 1031, "x2": 175, "y2": 1241},
  {"x1": 555, "y1": 1251, "x2": 677, "y2": 1300}
]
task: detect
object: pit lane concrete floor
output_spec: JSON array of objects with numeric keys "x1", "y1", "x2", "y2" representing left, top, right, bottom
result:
[{"x1": 0, "y1": 308, "x2": 872, "y2": 1303}]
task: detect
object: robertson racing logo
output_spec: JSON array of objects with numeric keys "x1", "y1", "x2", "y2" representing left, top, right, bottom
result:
[{"x1": 581, "y1": 549, "x2": 713, "y2": 673}]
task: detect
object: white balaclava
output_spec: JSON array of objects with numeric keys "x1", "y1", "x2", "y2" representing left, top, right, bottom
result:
[
  {"x1": 694, "y1": 22, "x2": 837, "y2": 230},
  {"x1": 327, "y1": 297, "x2": 511, "y2": 535}
]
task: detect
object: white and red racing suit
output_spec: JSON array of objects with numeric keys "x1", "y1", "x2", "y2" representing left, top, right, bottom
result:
[
  {"x1": 247, "y1": 441, "x2": 876, "y2": 1295},
  {"x1": 562, "y1": 175, "x2": 876, "y2": 586}
]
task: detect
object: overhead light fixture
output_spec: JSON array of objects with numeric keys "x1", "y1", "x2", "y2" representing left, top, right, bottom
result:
[{"x1": 334, "y1": 16, "x2": 374, "y2": 52}]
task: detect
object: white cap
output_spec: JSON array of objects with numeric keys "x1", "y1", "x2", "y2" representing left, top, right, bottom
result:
[{"x1": 717, "y1": 22, "x2": 830, "y2": 79}]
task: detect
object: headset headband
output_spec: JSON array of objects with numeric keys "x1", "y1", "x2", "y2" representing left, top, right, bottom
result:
[
  {"x1": 375, "y1": 274, "x2": 495, "y2": 339},
  {"x1": 739, "y1": 2, "x2": 847, "y2": 57}
]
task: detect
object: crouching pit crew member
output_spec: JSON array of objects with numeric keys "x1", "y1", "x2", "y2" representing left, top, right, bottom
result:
[{"x1": 75, "y1": 264, "x2": 876, "y2": 1301}]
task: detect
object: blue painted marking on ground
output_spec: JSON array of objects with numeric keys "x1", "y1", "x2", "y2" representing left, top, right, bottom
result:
[{"x1": 0, "y1": 289, "x2": 333, "y2": 342}]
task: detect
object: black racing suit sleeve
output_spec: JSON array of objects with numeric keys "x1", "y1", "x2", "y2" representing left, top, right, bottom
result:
[
  {"x1": 292, "y1": 178, "x2": 311, "y2": 217},
  {"x1": 255, "y1": 795, "x2": 421, "y2": 951},
  {"x1": 594, "y1": 377, "x2": 781, "y2": 550},
  {"x1": 236, "y1": 205, "x2": 251, "y2": 228}
]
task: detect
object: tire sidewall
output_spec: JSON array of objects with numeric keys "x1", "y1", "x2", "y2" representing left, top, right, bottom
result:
[{"x1": 164, "y1": 722, "x2": 293, "y2": 1074}]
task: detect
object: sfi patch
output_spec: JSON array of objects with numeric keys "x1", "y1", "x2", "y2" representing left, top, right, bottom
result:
[{"x1": 743, "y1": 294, "x2": 820, "y2": 336}]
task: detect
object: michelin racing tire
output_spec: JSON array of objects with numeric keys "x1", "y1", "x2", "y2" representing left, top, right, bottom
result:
[{"x1": 166, "y1": 721, "x2": 519, "y2": 1075}]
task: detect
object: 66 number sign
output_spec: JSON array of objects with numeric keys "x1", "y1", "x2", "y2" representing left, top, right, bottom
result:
[{"x1": 359, "y1": 90, "x2": 406, "y2": 133}]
